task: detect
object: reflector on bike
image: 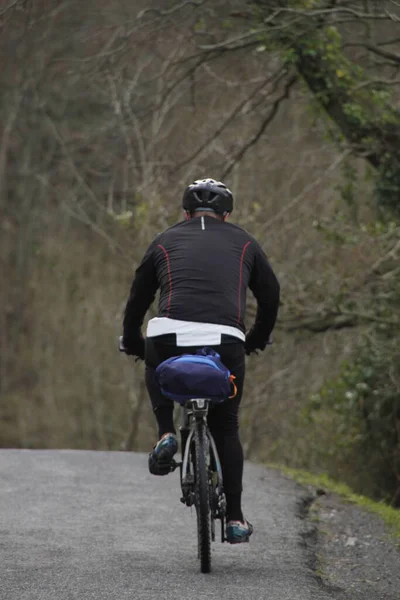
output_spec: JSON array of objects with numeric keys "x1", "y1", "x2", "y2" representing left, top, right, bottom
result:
[{"x1": 155, "y1": 347, "x2": 236, "y2": 405}]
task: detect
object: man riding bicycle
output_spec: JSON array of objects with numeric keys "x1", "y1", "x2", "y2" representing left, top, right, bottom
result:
[{"x1": 121, "y1": 178, "x2": 280, "y2": 544}]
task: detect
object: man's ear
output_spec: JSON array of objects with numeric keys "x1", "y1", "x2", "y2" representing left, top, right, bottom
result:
[
  {"x1": 223, "y1": 212, "x2": 230, "y2": 222},
  {"x1": 184, "y1": 210, "x2": 191, "y2": 221}
]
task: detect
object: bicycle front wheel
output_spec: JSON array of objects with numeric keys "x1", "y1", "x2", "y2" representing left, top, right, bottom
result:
[{"x1": 194, "y1": 421, "x2": 211, "y2": 573}]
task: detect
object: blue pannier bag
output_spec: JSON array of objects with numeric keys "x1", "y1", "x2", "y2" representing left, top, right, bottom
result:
[{"x1": 155, "y1": 347, "x2": 237, "y2": 405}]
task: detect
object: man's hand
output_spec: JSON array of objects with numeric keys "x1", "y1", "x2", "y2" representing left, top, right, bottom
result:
[
  {"x1": 244, "y1": 345, "x2": 259, "y2": 356},
  {"x1": 119, "y1": 333, "x2": 145, "y2": 360},
  {"x1": 244, "y1": 327, "x2": 273, "y2": 356}
]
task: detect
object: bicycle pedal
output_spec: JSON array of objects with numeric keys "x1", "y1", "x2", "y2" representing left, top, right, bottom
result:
[{"x1": 180, "y1": 493, "x2": 195, "y2": 507}]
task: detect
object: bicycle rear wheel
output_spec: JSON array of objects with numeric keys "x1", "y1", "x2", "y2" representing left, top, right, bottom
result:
[{"x1": 193, "y1": 421, "x2": 211, "y2": 573}]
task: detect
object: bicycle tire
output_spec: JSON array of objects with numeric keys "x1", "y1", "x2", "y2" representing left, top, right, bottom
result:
[{"x1": 194, "y1": 421, "x2": 211, "y2": 573}]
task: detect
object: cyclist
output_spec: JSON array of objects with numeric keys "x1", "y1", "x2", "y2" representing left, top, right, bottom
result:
[{"x1": 121, "y1": 178, "x2": 280, "y2": 543}]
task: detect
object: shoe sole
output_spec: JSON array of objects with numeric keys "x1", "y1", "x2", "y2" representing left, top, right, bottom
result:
[{"x1": 227, "y1": 535, "x2": 251, "y2": 544}]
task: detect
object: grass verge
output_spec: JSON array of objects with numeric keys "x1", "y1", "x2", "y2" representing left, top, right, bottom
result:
[{"x1": 269, "y1": 464, "x2": 400, "y2": 540}]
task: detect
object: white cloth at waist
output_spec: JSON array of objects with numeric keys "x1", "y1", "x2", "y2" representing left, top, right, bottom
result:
[{"x1": 146, "y1": 317, "x2": 245, "y2": 346}]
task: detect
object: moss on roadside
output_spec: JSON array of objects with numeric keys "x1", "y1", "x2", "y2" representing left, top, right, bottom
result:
[{"x1": 269, "y1": 464, "x2": 400, "y2": 540}]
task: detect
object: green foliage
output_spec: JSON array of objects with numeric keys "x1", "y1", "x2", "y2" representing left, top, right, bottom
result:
[
  {"x1": 342, "y1": 102, "x2": 368, "y2": 128},
  {"x1": 282, "y1": 47, "x2": 297, "y2": 66},
  {"x1": 263, "y1": 10, "x2": 400, "y2": 217},
  {"x1": 312, "y1": 215, "x2": 347, "y2": 245},
  {"x1": 376, "y1": 154, "x2": 400, "y2": 217},
  {"x1": 194, "y1": 17, "x2": 206, "y2": 32},
  {"x1": 108, "y1": 210, "x2": 134, "y2": 226},
  {"x1": 307, "y1": 334, "x2": 400, "y2": 506},
  {"x1": 303, "y1": 149, "x2": 400, "y2": 506},
  {"x1": 336, "y1": 161, "x2": 359, "y2": 222},
  {"x1": 273, "y1": 465, "x2": 400, "y2": 539},
  {"x1": 221, "y1": 19, "x2": 233, "y2": 29},
  {"x1": 289, "y1": 0, "x2": 323, "y2": 9}
]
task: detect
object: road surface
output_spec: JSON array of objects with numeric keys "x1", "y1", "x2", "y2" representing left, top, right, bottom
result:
[{"x1": 0, "y1": 450, "x2": 349, "y2": 600}]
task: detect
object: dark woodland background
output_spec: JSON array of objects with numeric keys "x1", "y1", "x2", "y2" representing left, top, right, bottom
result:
[{"x1": 1, "y1": 0, "x2": 400, "y2": 506}]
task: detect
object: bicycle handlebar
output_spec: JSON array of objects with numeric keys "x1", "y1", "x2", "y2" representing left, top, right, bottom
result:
[{"x1": 119, "y1": 336, "x2": 128, "y2": 353}]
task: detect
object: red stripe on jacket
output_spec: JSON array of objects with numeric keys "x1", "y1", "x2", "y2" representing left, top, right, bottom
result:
[
  {"x1": 158, "y1": 244, "x2": 172, "y2": 316},
  {"x1": 237, "y1": 241, "x2": 251, "y2": 324}
]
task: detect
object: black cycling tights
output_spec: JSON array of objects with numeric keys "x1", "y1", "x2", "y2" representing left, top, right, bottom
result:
[{"x1": 145, "y1": 337, "x2": 245, "y2": 523}]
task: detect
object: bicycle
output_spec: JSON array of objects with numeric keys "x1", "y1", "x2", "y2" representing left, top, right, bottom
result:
[
  {"x1": 170, "y1": 396, "x2": 226, "y2": 574},
  {"x1": 119, "y1": 337, "x2": 227, "y2": 573}
]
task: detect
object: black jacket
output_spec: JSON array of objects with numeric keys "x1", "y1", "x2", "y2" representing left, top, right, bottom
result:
[{"x1": 123, "y1": 216, "x2": 280, "y2": 350}]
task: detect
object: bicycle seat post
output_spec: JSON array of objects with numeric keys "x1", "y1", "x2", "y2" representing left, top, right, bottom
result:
[{"x1": 189, "y1": 398, "x2": 209, "y2": 420}]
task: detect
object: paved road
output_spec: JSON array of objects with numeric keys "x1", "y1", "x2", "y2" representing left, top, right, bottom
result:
[{"x1": 0, "y1": 450, "x2": 338, "y2": 600}]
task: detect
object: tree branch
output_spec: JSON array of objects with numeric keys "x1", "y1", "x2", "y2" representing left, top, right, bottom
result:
[
  {"x1": 171, "y1": 67, "x2": 288, "y2": 173},
  {"x1": 0, "y1": 90, "x2": 23, "y2": 211},
  {"x1": 264, "y1": 6, "x2": 391, "y2": 21},
  {"x1": 262, "y1": 149, "x2": 352, "y2": 233},
  {"x1": 352, "y1": 78, "x2": 400, "y2": 91},
  {"x1": 345, "y1": 42, "x2": 400, "y2": 65},
  {"x1": 337, "y1": 307, "x2": 400, "y2": 326},
  {"x1": 137, "y1": 0, "x2": 210, "y2": 19},
  {"x1": 196, "y1": 10, "x2": 284, "y2": 51},
  {"x1": 281, "y1": 314, "x2": 357, "y2": 333},
  {"x1": 221, "y1": 73, "x2": 297, "y2": 178},
  {"x1": 156, "y1": 40, "x2": 262, "y2": 119},
  {"x1": 280, "y1": 306, "x2": 400, "y2": 333},
  {"x1": 365, "y1": 238, "x2": 400, "y2": 278}
]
